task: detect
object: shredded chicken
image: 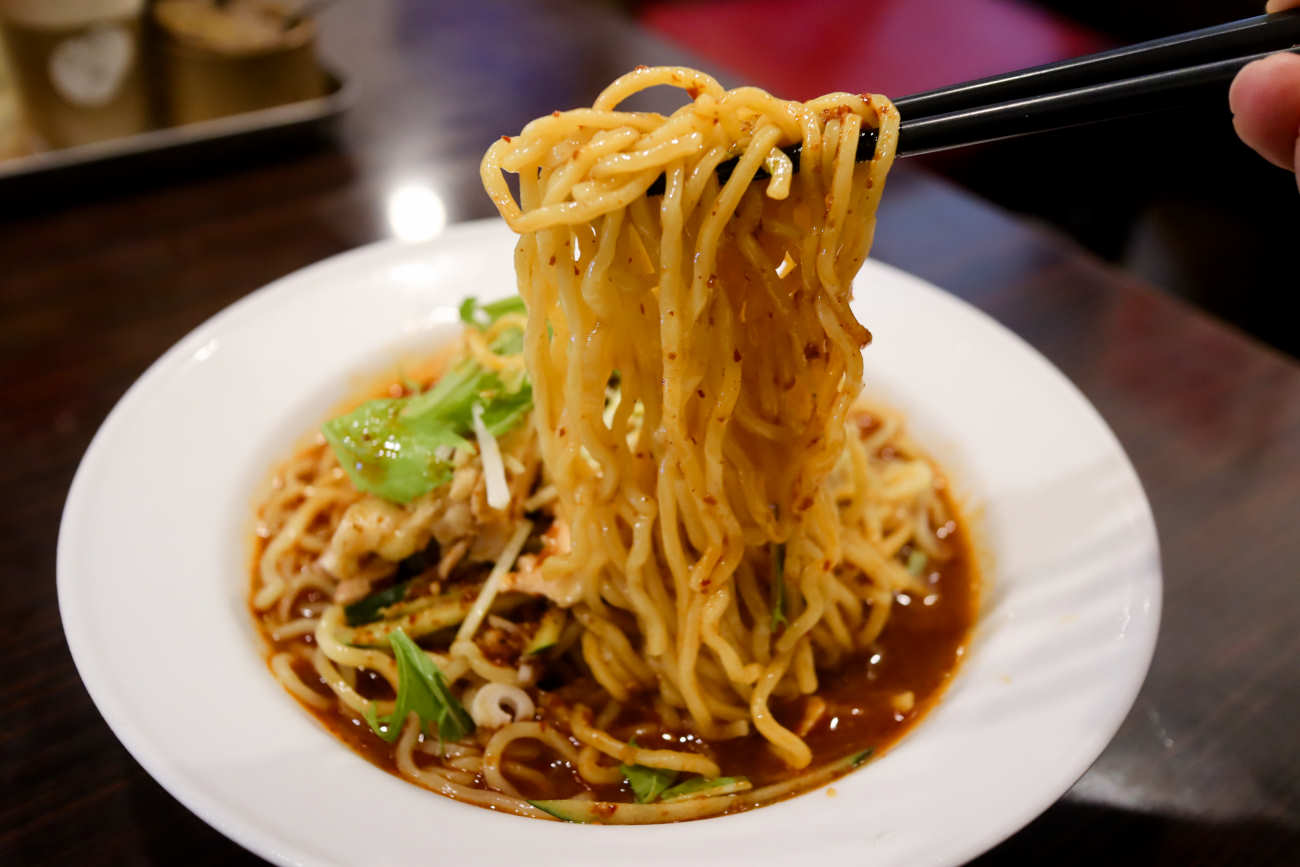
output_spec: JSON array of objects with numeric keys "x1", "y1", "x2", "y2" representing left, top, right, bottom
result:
[{"x1": 505, "y1": 521, "x2": 581, "y2": 605}]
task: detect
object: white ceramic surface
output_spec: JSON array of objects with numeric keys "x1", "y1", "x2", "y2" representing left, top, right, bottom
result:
[{"x1": 59, "y1": 219, "x2": 1161, "y2": 867}]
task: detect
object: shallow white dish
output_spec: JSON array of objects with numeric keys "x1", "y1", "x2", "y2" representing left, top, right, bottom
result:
[{"x1": 59, "y1": 218, "x2": 1160, "y2": 867}]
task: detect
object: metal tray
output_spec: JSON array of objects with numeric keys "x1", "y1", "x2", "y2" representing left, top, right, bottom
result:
[{"x1": 0, "y1": 68, "x2": 354, "y2": 183}]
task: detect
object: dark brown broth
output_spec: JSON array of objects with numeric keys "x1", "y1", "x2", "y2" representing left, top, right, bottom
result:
[{"x1": 257, "y1": 496, "x2": 977, "y2": 809}]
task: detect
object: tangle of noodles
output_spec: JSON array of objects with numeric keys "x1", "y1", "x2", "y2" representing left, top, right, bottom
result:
[{"x1": 250, "y1": 68, "x2": 978, "y2": 824}]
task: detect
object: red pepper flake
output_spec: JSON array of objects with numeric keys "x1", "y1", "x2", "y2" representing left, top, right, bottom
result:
[
  {"x1": 667, "y1": 352, "x2": 677, "y2": 360},
  {"x1": 501, "y1": 135, "x2": 512, "y2": 142},
  {"x1": 703, "y1": 495, "x2": 717, "y2": 506},
  {"x1": 733, "y1": 349, "x2": 742, "y2": 363},
  {"x1": 548, "y1": 255, "x2": 556, "y2": 266},
  {"x1": 697, "y1": 388, "x2": 705, "y2": 399},
  {"x1": 558, "y1": 427, "x2": 567, "y2": 437}
]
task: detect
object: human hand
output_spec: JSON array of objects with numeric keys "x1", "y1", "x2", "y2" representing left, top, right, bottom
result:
[{"x1": 1228, "y1": 0, "x2": 1300, "y2": 191}]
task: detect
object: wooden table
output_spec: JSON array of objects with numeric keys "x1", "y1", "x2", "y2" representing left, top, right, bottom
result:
[{"x1": 3, "y1": 1, "x2": 1297, "y2": 863}]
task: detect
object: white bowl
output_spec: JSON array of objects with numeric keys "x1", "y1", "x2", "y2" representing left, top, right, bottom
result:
[{"x1": 59, "y1": 218, "x2": 1160, "y2": 867}]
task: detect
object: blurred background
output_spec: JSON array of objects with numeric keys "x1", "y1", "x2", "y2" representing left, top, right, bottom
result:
[{"x1": 1, "y1": 0, "x2": 1295, "y2": 358}]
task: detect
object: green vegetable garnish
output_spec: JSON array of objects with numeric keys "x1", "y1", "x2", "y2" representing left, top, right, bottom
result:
[
  {"x1": 620, "y1": 741, "x2": 679, "y2": 803},
  {"x1": 659, "y1": 775, "x2": 748, "y2": 801},
  {"x1": 528, "y1": 800, "x2": 588, "y2": 822},
  {"x1": 322, "y1": 296, "x2": 532, "y2": 503},
  {"x1": 363, "y1": 628, "x2": 474, "y2": 745},
  {"x1": 459, "y1": 295, "x2": 526, "y2": 330},
  {"x1": 343, "y1": 580, "x2": 413, "y2": 626},
  {"x1": 849, "y1": 747, "x2": 874, "y2": 768},
  {"x1": 770, "y1": 542, "x2": 787, "y2": 631},
  {"x1": 906, "y1": 549, "x2": 928, "y2": 576}
]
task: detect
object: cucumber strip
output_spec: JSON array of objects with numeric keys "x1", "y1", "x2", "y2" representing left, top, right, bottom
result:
[
  {"x1": 524, "y1": 607, "x2": 567, "y2": 655},
  {"x1": 527, "y1": 793, "x2": 738, "y2": 824},
  {"x1": 733, "y1": 747, "x2": 874, "y2": 808},
  {"x1": 659, "y1": 776, "x2": 751, "y2": 802},
  {"x1": 345, "y1": 592, "x2": 529, "y2": 647}
]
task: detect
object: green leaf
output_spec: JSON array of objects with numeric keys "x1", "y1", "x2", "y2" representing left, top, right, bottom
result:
[
  {"x1": 322, "y1": 313, "x2": 533, "y2": 503},
  {"x1": 849, "y1": 747, "x2": 874, "y2": 767},
  {"x1": 619, "y1": 741, "x2": 678, "y2": 803},
  {"x1": 363, "y1": 628, "x2": 474, "y2": 745},
  {"x1": 659, "y1": 776, "x2": 748, "y2": 801},
  {"x1": 770, "y1": 542, "x2": 787, "y2": 631},
  {"x1": 401, "y1": 358, "x2": 496, "y2": 426},
  {"x1": 322, "y1": 398, "x2": 459, "y2": 504},
  {"x1": 343, "y1": 580, "x2": 413, "y2": 626},
  {"x1": 489, "y1": 327, "x2": 525, "y2": 357},
  {"x1": 459, "y1": 295, "x2": 527, "y2": 331},
  {"x1": 479, "y1": 381, "x2": 533, "y2": 435},
  {"x1": 906, "y1": 549, "x2": 928, "y2": 576}
]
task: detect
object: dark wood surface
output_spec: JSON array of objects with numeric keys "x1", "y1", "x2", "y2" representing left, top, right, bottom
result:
[{"x1": 3, "y1": 1, "x2": 1297, "y2": 863}]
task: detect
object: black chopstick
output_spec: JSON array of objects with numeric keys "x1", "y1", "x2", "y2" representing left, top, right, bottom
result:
[
  {"x1": 897, "y1": 46, "x2": 1300, "y2": 156},
  {"x1": 643, "y1": 10, "x2": 1300, "y2": 195},
  {"x1": 895, "y1": 9, "x2": 1300, "y2": 119}
]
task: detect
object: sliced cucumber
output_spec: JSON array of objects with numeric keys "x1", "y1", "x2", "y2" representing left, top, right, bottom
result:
[
  {"x1": 528, "y1": 800, "x2": 588, "y2": 822},
  {"x1": 524, "y1": 607, "x2": 567, "y2": 655},
  {"x1": 659, "y1": 775, "x2": 751, "y2": 802},
  {"x1": 527, "y1": 794, "x2": 737, "y2": 824},
  {"x1": 345, "y1": 592, "x2": 528, "y2": 647}
]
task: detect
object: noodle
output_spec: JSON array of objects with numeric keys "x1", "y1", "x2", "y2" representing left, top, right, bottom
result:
[
  {"x1": 481, "y1": 66, "x2": 898, "y2": 765},
  {"x1": 249, "y1": 67, "x2": 977, "y2": 824}
]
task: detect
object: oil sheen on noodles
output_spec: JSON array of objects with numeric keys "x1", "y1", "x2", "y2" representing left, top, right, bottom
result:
[
  {"x1": 481, "y1": 67, "x2": 899, "y2": 765},
  {"x1": 251, "y1": 67, "x2": 977, "y2": 824}
]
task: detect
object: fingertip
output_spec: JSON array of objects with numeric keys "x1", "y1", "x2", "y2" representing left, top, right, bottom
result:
[{"x1": 1229, "y1": 53, "x2": 1300, "y2": 171}]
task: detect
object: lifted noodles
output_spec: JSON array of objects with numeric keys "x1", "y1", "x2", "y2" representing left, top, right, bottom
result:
[{"x1": 481, "y1": 66, "x2": 899, "y2": 768}]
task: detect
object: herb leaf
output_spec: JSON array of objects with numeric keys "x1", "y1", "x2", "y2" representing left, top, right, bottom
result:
[
  {"x1": 323, "y1": 297, "x2": 533, "y2": 504},
  {"x1": 459, "y1": 295, "x2": 526, "y2": 330},
  {"x1": 322, "y1": 398, "x2": 459, "y2": 503},
  {"x1": 770, "y1": 542, "x2": 787, "y2": 631},
  {"x1": 344, "y1": 580, "x2": 413, "y2": 626},
  {"x1": 620, "y1": 742, "x2": 678, "y2": 804},
  {"x1": 849, "y1": 747, "x2": 874, "y2": 767},
  {"x1": 363, "y1": 628, "x2": 474, "y2": 744}
]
